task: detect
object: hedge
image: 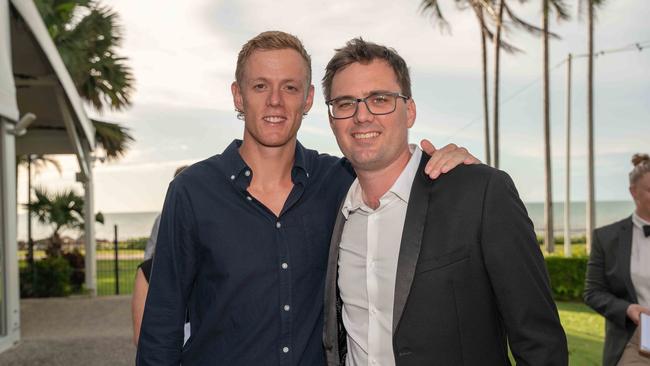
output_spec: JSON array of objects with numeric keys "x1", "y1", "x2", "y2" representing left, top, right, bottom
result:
[{"x1": 544, "y1": 256, "x2": 588, "y2": 301}]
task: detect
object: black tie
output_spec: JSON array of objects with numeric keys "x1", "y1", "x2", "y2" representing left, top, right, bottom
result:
[{"x1": 644, "y1": 225, "x2": 650, "y2": 238}]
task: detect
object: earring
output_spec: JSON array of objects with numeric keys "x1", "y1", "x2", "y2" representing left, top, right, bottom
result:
[
  {"x1": 236, "y1": 109, "x2": 245, "y2": 120},
  {"x1": 302, "y1": 112, "x2": 308, "y2": 117}
]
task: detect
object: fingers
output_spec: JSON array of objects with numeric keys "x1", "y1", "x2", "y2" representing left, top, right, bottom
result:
[
  {"x1": 420, "y1": 139, "x2": 436, "y2": 155},
  {"x1": 424, "y1": 143, "x2": 458, "y2": 179}
]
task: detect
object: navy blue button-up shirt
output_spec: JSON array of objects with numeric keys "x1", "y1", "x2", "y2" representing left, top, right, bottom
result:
[{"x1": 136, "y1": 140, "x2": 355, "y2": 365}]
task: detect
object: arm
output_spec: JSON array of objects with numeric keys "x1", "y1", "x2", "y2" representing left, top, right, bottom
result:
[
  {"x1": 136, "y1": 182, "x2": 199, "y2": 365},
  {"x1": 481, "y1": 170, "x2": 568, "y2": 365},
  {"x1": 132, "y1": 268, "x2": 149, "y2": 346},
  {"x1": 583, "y1": 230, "x2": 632, "y2": 329},
  {"x1": 420, "y1": 139, "x2": 480, "y2": 179}
]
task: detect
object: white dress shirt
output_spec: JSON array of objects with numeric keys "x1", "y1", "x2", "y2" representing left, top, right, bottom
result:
[
  {"x1": 630, "y1": 213, "x2": 650, "y2": 308},
  {"x1": 338, "y1": 145, "x2": 421, "y2": 366}
]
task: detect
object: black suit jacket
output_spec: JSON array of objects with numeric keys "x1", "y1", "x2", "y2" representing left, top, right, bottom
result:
[
  {"x1": 584, "y1": 217, "x2": 637, "y2": 366},
  {"x1": 323, "y1": 155, "x2": 568, "y2": 366}
]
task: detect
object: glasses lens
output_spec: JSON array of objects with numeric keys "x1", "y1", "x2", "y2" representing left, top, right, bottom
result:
[
  {"x1": 366, "y1": 93, "x2": 397, "y2": 115},
  {"x1": 330, "y1": 98, "x2": 357, "y2": 119}
]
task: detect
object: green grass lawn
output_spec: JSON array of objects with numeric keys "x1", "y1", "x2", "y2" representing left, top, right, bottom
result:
[
  {"x1": 96, "y1": 258, "x2": 143, "y2": 296},
  {"x1": 557, "y1": 301, "x2": 604, "y2": 365}
]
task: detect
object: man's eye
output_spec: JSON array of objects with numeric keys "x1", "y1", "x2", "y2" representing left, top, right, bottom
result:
[
  {"x1": 253, "y1": 84, "x2": 267, "y2": 90},
  {"x1": 335, "y1": 100, "x2": 355, "y2": 110},
  {"x1": 371, "y1": 95, "x2": 389, "y2": 104},
  {"x1": 285, "y1": 85, "x2": 298, "y2": 92}
]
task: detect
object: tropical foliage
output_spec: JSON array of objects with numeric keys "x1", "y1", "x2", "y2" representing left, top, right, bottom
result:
[
  {"x1": 26, "y1": 187, "x2": 104, "y2": 257},
  {"x1": 34, "y1": 0, "x2": 134, "y2": 112}
]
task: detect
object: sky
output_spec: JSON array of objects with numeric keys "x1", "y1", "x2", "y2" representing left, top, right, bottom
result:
[{"x1": 18, "y1": 0, "x2": 650, "y2": 213}]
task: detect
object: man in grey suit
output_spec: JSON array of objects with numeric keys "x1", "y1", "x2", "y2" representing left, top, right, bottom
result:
[{"x1": 322, "y1": 38, "x2": 568, "y2": 365}]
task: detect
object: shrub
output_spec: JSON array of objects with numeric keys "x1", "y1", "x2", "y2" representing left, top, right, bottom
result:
[
  {"x1": 544, "y1": 256, "x2": 588, "y2": 301},
  {"x1": 63, "y1": 249, "x2": 85, "y2": 293},
  {"x1": 20, "y1": 256, "x2": 73, "y2": 298}
]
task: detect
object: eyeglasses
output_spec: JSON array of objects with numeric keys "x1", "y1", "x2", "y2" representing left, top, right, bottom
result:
[{"x1": 326, "y1": 92, "x2": 410, "y2": 119}]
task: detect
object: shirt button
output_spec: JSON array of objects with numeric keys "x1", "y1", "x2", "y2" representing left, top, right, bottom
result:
[
  {"x1": 282, "y1": 346, "x2": 289, "y2": 353},
  {"x1": 244, "y1": 170, "x2": 251, "y2": 177},
  {"x1": 281, "y1": 262, "x2": 288, "y2": 269},
  {"x1": 246, "y1": 196, "x2": 252, "y2": 201},
  {"x1": 306, "y1": 172, "x2": 310, "y2": 178},
  {"x1": 283, "y1": 304, "x2": 290, "y2": 311},
  {"x1": 276, "y1": 221, "x2": 281, "y2": 229},
  {"x1": 230, "y1": 175, "x2": 235, "y2": 180}
]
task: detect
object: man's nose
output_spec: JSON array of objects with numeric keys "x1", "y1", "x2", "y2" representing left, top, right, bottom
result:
[{"x1": 354, "y1": 101, "x2": 374, "y2": 124}]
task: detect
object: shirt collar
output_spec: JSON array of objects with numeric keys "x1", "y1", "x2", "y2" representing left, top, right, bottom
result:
[
  {"x1": 632, "y1": 212, "x2": 650, "y2": 229},
  {"x1": 220, "y1": 139, "x2": 310, "y2": 188},
  {"x1": 341, "y1": 144, "x2": 421, "y2": 218}
]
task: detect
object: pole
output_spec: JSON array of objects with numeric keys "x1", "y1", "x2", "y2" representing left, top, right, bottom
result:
[
  {"x1": 586, "y1": 0, "x2": 595, "y2": 254},
  {"x1": 542, "y1": 1, "x2": 554, "y2": 253},
  {"x1": 27, "y1": 155, "x2": 33, "y2": 265},
  {"x1": 113, "y1": 224, "x2": 119, "y2": 295},
  {"x1": 564, "y1": 54, "x2": 572, "y2": 257}
]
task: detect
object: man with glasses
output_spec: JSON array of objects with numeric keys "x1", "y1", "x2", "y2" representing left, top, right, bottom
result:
[
  {"x1": 322, "y1": 38, "x2": 568, "y2": 366},
  {"x1": 136, "y1": 31, "x2": 478, "y2": 365}
]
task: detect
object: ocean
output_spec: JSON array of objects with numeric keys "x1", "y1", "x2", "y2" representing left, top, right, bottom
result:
[{"x1": 16, "y1": 200, "x2": 635, "y2": 241}]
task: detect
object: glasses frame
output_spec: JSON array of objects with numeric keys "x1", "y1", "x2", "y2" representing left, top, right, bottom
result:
[{"x1": 325, "y1": 92, "x2": 410, "y2": 120}]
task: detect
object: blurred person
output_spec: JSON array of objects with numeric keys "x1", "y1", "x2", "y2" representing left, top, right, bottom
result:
[
  {"x1": 136, "y1": 31, "x2": 478, "y2": 365},
  {"x1": 143, "y1": 165, "x2": 189, "y2": 260},
  {"x1": 585, "y1": 153, "x2": 650, "y2": 366},
  {"x1": 321, "y1": 38, "x2": 567, "y2": 366},
  {"x1": 132, "y1": 165, "x2": 188, "y2": 345}
]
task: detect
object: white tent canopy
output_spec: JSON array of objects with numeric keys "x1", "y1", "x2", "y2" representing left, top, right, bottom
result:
[{"x1": 1, "y1": 0, "x2": 99, "y2": 353}]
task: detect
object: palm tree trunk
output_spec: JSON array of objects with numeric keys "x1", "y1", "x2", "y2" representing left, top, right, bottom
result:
[
  {"x1": 543, "y1": 0, "x2": 554, "y2": 253},
  {"x1": 586, "y1": 0, "x2": 595, "y2": 254},
  {"x1": 492, "y1": 0, "x2": 505, "y2": 169},
  {"x1": 479, "y1": 9, "x2": 491, "y2": 166}
]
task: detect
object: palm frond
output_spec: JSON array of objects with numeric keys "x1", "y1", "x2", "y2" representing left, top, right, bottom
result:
[
  {"x1": 92, "y1": 119, "x2": 134, "y2": 161},
  {"x1": 420, "y1": 0, "x2": 452, "y2": 34}
]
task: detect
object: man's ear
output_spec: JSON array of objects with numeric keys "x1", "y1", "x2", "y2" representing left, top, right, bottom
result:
[
  {"x1": 231, "y1": 81, "x2": 244, "y2": 112},
  {"x1": 304, "y1": 84, "x2": 315, "y2": 114},
  {"x1": 406, "y1": 98, "x2": 416, "y2": 129}
]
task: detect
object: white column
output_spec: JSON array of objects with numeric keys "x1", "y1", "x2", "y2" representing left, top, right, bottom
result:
[
  {"x1": 82, "y1": 148, "x2": 96, "y2": 296},
  {"x1": 0, "y1": 118, "x2": 21, "y2": 353}
]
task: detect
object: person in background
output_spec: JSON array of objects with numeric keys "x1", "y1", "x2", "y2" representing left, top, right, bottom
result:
[
  {"x1": 132, "y1": 165, "x2": 188, "y2": 345},
  {"x1": 585, "y1": 153, "x2": 650, "y2": 366},
  {"x1": 143, "y1": 165, "x2": 189, "y2": 260}
]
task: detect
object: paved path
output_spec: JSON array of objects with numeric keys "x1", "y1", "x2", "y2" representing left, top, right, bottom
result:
[{"x1": 0, "y1": 295, "x2": 136, "y2": 366}]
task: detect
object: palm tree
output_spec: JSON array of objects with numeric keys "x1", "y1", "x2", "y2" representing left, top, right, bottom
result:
[
  {"x1": 26, "y1": 187, "x2": 104, "y2": 257},
  {"x1": 541, "y1": 0, "x2": 570, "y2": 253},
  {"x1": 488, "y1": 0, "x2": 547, "y2": 169},
  {"x1": 92, "y1": 119, "x2": 134, "y2": 161},
  {"x1": 420, "y1": 0, "x2": 518, "y2": 166},
  {"x1": 16, "y1": 155, "x2": 62, "y2": 264},
  {"x1": 578, "y1": 0, "x2": 606, "y2": 254},
  {"x1": 34, "y1": 0, "x2": 134, "y2": 112}
]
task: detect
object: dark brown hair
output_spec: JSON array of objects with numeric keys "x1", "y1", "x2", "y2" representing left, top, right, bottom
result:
[
  {"x1": 322, "y1": 37, "x2": 412, "y2": 100},
  {"x1": 630, "y1": 153, "x2": 650, "y2": 185},
  {"x1": 235, "y1": 31, "x2": 312, "y2": 86}
]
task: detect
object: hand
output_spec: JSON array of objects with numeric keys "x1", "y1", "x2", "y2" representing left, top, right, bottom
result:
[
  {"x1": 626, "y1": 303, "x2": 650, "y2": 325},
  {"x1": 420, "y1": 139, "x2": 481, "y2": 179}
]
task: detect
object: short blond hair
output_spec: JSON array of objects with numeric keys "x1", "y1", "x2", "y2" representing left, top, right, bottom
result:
[
  {"x1": 235, "y1": 31, "x2": 312, "y2": 86},
  {"x1": 630, "y1": 153, "x2": 650, "y2": 185}
]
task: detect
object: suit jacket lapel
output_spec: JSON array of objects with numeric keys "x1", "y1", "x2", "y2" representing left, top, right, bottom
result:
[
  {"x1": 618, "y1": 217, "x2": 637, "y2": 303},
  {"x1": 393, "y1": 154, "x2": 432, "y2": 333},
  {"x1": 323, "y1": 204, "x2": 346, "y2": 351}
]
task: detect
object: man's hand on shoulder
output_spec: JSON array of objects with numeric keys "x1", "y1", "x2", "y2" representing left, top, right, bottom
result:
[{"x1": 420, "y1": 139, "x2": 481, "y2": 179}]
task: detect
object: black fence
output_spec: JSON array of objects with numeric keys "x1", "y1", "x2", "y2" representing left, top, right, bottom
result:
[{"x1": 96, "y1": 225, "x2": 145, "y2": 296}]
